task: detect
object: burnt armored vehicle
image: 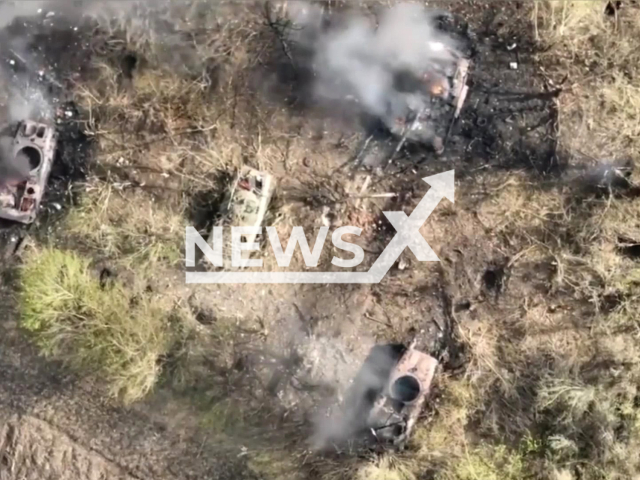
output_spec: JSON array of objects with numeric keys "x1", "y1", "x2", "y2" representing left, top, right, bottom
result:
[
  {"x1": 206, "y1": 166, "x2": 276, "y2": 269},
  {"x1": 366, "y1": 341, "x2": 438, "y2": 446},
  {"x1": 360, "y1": 46, "x2": 470, "y2": 169},
  {"x1": 0, "y1": 121, "x2": 58, "y2": 224},
  {"x1": 317, "y1": 342, "x2": 438, "y2": 451}
]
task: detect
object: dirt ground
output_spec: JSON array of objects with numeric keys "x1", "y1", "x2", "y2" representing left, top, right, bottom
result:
[{"x1": 1, "y1": 1, "x2": 638, "y2": 479}]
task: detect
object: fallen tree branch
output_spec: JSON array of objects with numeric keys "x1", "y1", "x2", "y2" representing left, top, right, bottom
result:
[{"x1": 264, "y1": 1, "x2": 297, "y2": 70}]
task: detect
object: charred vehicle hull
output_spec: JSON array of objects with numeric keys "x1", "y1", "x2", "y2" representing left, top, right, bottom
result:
[{"x1": 0, "y1": 121, "x2": 57, "y2": 224}]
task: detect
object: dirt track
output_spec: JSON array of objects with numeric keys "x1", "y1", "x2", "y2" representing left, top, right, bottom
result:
[
  {"x1": 0, "y1": 284, "x2": 258, "y2": 480},
  {"x1": 0, "y1": 416, "x2": 135, "y2": 480}
]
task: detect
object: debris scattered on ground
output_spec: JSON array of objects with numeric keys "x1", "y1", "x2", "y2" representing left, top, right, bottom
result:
[
  {"x1": 321, "y1": 205, "x2": 333, "y2": 227},
  {"x1": 383, "y1": 53, "x2": 471, "y2": 163},
  {"x1": 357, "y1": 49, "x2": 471, "y2": 171}
]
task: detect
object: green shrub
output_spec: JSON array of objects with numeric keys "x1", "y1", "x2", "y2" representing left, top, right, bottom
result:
[{"x1": 20, "y1": 247, "x2": 184, "y2": 403}]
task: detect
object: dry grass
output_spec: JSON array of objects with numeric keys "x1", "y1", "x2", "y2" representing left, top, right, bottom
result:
[
  {"x1": 68, "y1": 59, "x2": 228, "y2": 272},
  {"x1": 534, "y1": 0, "x2": 640, "y2": 161},
  {"x1": 16, "y1": 5, "x2": 350, "y2": 473},
  {"x1": 67, "y1": 3, "x2": 325, "y2": 272},
  {"x1": 440, "y1": 445, "x2": 528, "y2": 480},
  {"x1": 446, "y1": 187, "x2": 640, "y2": 479},
  {"x1": 76, "y1": 61, "x2": 237, "y2": 174},
  {"x1": 73, "y1": 2, "x2": 640, "y2": 479},
  {"x1": 65, "y1": 179, "x2": 186, "y2": 269},
  {"x1": 399, "y1": 9, "x2": 640, "y2": 468},
  {"x1": 355, "y1": 455, "x2": 417, "y2": 480}
]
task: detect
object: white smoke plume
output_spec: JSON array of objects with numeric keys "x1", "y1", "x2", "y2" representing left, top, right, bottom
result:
[
  {"x1": 308, "y1": 344, "x2": 402, "y2": 450},
  {"x1": 288, "y1": 3, "x2": 460, "y2": 120},
  {"x1": 0, "y1": 1, "x2": 48, "y2": 29},
  {"x1": 0, "y1": 0, "x2": 226, "y2": 182}
]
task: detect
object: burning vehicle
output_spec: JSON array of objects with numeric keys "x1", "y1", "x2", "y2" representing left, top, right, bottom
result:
[
  {"x1": 208, "y1": 166, "x2": 275, "y2": 267},
  {"x1": 0, "y1": 121, "x2": 57, "y2": 224},
  {"x1": 383, "y1": 48, "x2": 470, "y2": 155},
  {"x1": 362, "y1": 45, "x2": 471, "y2": 171},
  {"x1": 285, "y1": 2, "x2": 472, "y2": 168}
]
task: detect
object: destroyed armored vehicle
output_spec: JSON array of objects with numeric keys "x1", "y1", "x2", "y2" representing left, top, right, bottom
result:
[
  {"x1": 0, "y1": 121, "x2": 57, "y2": 224},
  {"x1": 384, "y1": 50, "x2": 469, "y2": 152},
  {"x1": 366, "y1": 341, "x2": 438, "y2": 446},
  {"x1": 208, "y1": 166, "x2": 275, "y2": 267},
  {"x1": 360, "y1": 47, "x2": 470, "y2": 168},
  {"x1": 321, "y1": 342, "x2": 438, "y2": 450}
]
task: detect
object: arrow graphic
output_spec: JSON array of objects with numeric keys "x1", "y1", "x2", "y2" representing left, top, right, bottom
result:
[{"x1": 186, "y1": 170, "x2": 454, "y2": 284}]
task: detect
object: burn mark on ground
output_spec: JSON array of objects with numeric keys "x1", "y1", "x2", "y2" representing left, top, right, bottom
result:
[
  {"x1": 332, "y1": 2, "x2": 558, "y2": 190},
  {"x1": 618, "y1": 237, "x2": 640, "y2": 260},
  {"x1": 483, "y1": 266, "x2": 505, "y2": 293},
  {"x1": 187, "y1": 171, "x2": 236, "y2": 234},
  {"x1": 120, "y1": 53, "x2": 138, "y2": 81},
  {"x1": 454, "y1": 299, "x2": 472, "y2": 312},
  {"x1": 439, "y1": 7, "x2": 561, "y2": 174}
]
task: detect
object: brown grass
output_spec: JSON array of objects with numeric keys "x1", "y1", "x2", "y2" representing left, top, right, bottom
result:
[
  {"x1": 398, "y1": 4, "x2": 640, "y2": 479},
  {"x1": 68, "y1": 3, "x2": 343, "y2": 273},
  {"x1": 534, "y1": 0, "x2": 640, "y2": 162},
  {"x1": 65, "y1": 179, "x2": 186, "y2": 269}
]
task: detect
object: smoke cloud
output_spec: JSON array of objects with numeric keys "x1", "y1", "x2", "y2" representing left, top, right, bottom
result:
[
  {"x1": 0, "y1": 0, "x2": 220, "y2": 183},
  {"x1": 309, "y1": 344, "x2": 403, "y2": 450},
  {"x1": 288, "y1": 3, "x2": 461, "y2": 120},
  {"x1": 0, "y1": 1, "x2": 48, "y2": 29}
]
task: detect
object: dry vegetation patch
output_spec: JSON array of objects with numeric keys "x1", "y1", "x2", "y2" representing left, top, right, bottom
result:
[
  {"x1": 403, "y1": 4, "x2": 640, "y2": 478},
  {"x1": 359, "y1": 4, "x2": 640, "y2": 478},
  {"x1": 534, "y1": 0, "x2": 640, "y2": 161},
  {"x1": 65, "y1": 180, "x2": 186, "y2": 268}
]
